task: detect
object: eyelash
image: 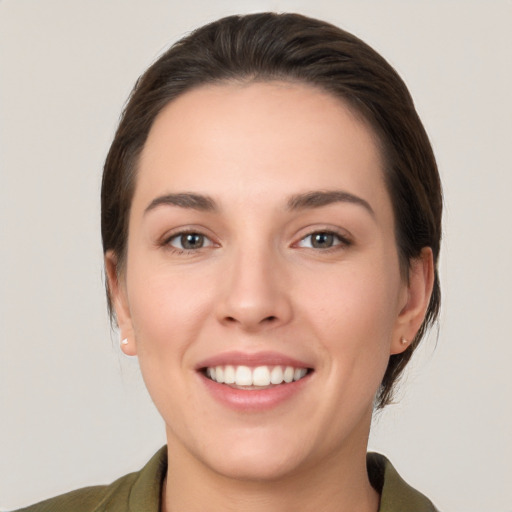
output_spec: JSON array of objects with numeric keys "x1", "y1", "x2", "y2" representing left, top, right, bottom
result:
[
  {"x1": 296, "y1": 230, "x2": 352, "y2": 251},
  {"x1": 161, "y1": 229, "x2": 351, "y2": 255},
  {"x1": 162, "y1": 230, "x2": 215, "y2": 254}
]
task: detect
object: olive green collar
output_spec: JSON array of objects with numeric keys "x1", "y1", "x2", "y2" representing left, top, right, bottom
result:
[
  {"x1": 367, "y1": 452, "x2": 438, "y2": 512},
  {"x1": 102, "y1": 447, "x2": 438, "y2": 512}
]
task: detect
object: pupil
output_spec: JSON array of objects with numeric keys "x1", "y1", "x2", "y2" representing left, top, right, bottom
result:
[
  {"x1": 312, "y1": 232, "x2": 333, "y2": 248},
  {"x1": 182, "y1": 233, "x2": 203, "y2": 249}
]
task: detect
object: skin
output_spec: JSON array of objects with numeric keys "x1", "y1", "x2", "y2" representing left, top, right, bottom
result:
[{"x1": 106, "y1": 81, "x2": 433, "y2": 512}]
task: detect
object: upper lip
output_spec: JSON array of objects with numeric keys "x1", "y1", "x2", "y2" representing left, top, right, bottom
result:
[{"x1": 195, "y1": 351, "x2": 314, "y2": 370}]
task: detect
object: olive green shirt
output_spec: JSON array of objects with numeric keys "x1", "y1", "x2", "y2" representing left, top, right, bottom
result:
[{"x1": 14, "y1": 448, "x2": 438, "y2": 511}]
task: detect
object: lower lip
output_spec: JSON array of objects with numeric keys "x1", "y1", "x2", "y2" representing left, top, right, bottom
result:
[{"x1": 199, "y1": 372, "x2": 312, "y2": 411}]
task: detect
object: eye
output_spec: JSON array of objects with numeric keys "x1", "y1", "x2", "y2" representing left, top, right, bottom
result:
[
  {"x1": 167, "y1": 232, "x2": 213, "y2": 251},
  {"x1": 297, "y1": 231, "x2": 348, "y2": 250}
]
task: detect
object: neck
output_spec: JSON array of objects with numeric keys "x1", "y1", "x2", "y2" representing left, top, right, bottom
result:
[{"x1": 161, "y1": 429, "x2": 379, "y2": 512}]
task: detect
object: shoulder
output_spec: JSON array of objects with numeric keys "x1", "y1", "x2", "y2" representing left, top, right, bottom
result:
[
  {"x1": 13, "y1": 447, "x2": 167, "y2": 512},
  {"x1": 12, "y1": 479, "x2": 134, "y2": 512},
  {"x1": 367, "y1": 452, "x2": 440, "y2": 512}
]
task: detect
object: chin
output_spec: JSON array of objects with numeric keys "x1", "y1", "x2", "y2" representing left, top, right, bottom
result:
[
  {"x1": 184, "y1": 425, "x2": 314, "y2": 482},
  {"x1": 208, "y1": 446, "x2": 306, "y2": 482}
]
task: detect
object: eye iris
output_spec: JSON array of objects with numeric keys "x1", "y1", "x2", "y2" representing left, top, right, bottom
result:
[
  {"x1": 311, "y1": 232, "x2": 334, "y2": 248},
  {"x1": 181, "y1": 233, "x2": 204, "y2": 249}
]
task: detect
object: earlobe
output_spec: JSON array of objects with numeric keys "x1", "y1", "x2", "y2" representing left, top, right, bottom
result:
[
  {"x1": 105, "y1": 251, "x2": 137, "y2": 356},
  {"x1": 391, "y1": 247, "x2": 434, "y2": 355}
]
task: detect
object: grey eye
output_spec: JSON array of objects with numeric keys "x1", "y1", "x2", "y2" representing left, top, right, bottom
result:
[
  {"x1": 310, "y1": 232, "x2": 335, "y2": 248},
  {"x1": 298, "y1": 231, "x2": 344, "y2": 249},
  {"x1": 169, "y1": 233, "x2": 211, "y2": 250}
]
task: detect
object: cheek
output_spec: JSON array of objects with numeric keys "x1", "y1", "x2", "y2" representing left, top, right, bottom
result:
[
  {"x1": 125, "y1": 267, "x2": 213, "y2": 415},
  {"x1": 302, "y1": 261, "x2": 401, "y2": 376},
  {"x1": 125, "y1": 259, "x2": 215, "y2": 361},
  {"x1": 306, "y1": 262, "x2": 400, "y2": 332}
]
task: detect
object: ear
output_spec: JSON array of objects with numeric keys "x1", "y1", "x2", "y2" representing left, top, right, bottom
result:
[
  {"x1": 105, "y1": 250, "x2": 137, "y2": 356},
  {"x1": 391, "y1": 247, "x2": 435, "y2": 355}
]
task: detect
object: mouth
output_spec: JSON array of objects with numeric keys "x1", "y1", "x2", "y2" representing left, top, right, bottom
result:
[
  {"x1": 195, "y1": 351, "x2": 314, "y2": 410},
  {"x1": 201, "y1": 364, "x2": 312, "y2": 390}
]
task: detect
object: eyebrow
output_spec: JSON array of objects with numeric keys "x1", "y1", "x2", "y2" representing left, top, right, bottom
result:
[
  {"x1": 144, "y1": 193, "x2": 218, "y2": 214},
  {"x1": 144, "y1": 189, "x2": 374, "y2": 217},
  {"x1": 286, "y1": 190, "x2": 375, "y2": 217}
]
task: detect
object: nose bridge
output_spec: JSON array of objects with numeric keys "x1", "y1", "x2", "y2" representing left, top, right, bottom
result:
[{"x1": 218, "y1": 234, "x2": 292, "y2": 330}]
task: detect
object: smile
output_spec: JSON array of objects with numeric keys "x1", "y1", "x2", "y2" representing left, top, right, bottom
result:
[{"x1": 205, "y1": 365, "x2": 309, "y2": 388}]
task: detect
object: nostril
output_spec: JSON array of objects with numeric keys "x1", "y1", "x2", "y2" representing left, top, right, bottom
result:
[{"x1": 223, "y1": 314, "x2": 278, "y2": 325}]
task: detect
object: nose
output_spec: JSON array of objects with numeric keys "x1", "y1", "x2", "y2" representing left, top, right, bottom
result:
[{"x1": 216, "y1": 245, "x2": 293, "y2": 332}]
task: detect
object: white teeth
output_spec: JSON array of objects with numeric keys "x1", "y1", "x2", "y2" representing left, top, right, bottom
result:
[
  {"x1": 223, "y1": 365, "x2": 235, "y2": 384},
  {"x1": 235, "y1": 365, "x2": 253, "y2": 386},
  {"x1": 293, "y1": 368, "x2": 306, "y2": 381},
  {"x1": 270, "y1": 366, "x2": 284, "y2": 384},
  {"x1": 252, "y1": 366, "x2": 271, "y2": 386},
  {"x1": 208, "y1": 365, "x2": 309, "y2": 387},
  {"x1": 283, "y1": 366, "x2": 294, "y2": 383}
]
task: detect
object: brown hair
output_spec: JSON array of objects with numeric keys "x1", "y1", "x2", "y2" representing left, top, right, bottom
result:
[{"x1": 101, "y1": 12, "x2": 442, "y2": 409}]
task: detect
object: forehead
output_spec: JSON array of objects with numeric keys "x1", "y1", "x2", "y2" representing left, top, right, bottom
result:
[{"x1": 134, "y1": 81, "x2": 389, "y2": 215}]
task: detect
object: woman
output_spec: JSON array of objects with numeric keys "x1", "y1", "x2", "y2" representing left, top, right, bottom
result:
[{"x1": 17, "y1": 12, "x2": 441, "y2": 512}]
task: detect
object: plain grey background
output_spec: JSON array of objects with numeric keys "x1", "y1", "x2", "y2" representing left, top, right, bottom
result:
[{"x1": 1, "y1": 1, "x2": 511, "y2": 510}]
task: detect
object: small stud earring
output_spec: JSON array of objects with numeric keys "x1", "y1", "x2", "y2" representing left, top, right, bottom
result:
[
  {"x1": 400, "y1": 336, "x2": 408, "y2": 345},
  {"x1": 121, "y1": 338, "x2": 128, "y2": 346}
]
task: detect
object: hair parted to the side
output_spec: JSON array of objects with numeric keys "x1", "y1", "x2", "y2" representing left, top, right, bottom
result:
[{"x1": 101, "y1": 12, "x2": 442, "y2": 409}]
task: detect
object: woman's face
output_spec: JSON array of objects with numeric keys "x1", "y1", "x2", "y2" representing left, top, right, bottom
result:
[{"x1": 108, "y1": 82, "x2": 428, "y2": 480}]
